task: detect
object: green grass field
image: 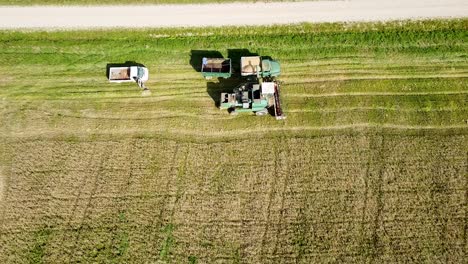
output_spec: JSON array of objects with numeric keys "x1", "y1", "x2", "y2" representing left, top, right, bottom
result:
[{"x1": 0, "y1": 20, "x2": 467, "y2": 263}]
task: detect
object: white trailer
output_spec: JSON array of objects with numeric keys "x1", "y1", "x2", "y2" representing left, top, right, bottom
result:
[{"x1": 108, "y1": 66, "x2": 148, "y2": 83}]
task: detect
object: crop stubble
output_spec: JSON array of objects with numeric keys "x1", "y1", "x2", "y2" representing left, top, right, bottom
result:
[{"x1": 0, "y1": 134, "x2": 466, "y2": 263}]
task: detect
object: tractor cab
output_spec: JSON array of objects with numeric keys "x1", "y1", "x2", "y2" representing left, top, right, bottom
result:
[
  {"x1": 261, "y1": 59, "x2": 281, "y2": 78},
  {"x1": 241, "y1": 56, "x2": 280, "y2": 78}
]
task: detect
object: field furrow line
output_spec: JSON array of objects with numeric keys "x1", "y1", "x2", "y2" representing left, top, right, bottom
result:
[
  {"x1": 274, "y1": 139, "x2": 295, "y2": 260},
  {"x1": 0, "y1": 166, "x2": 3, "y2": 203},
  {"x1": 69, "y1": 146, "x2": 110, "y2": 262},
  {"x1": 464, "y1": 152, "x2": 468, "y2": 258},
  {"x1": 283, "y1": 74, "x2": 468, "y2": 84},
  {"x1": 39, "y1": 112, "x2": 234, "y2": 121},
  {"x1": 370, "y1": 135, "x2": 387, "y2": 262},
  {"x1": 169, "y1": 124, "x2": 468, "y2": 135},
  {"x1": 0, "y1": 165, "x2": 6, "y2": 232},
  {"x1": 286, "y1": 90, "x2": 468, "y2": 98},
  {"x1": 359, "y1": 142, "x2": 372, "y2": 257},
  {"x1": 0, "y1": 143, "x2": 22, "y2": 233},
  {"x1": 285, "y1": 61, "x2": 468, "y2": 70},
  {"x1": 259, "y1": 138, "x2": 283, "y2": 259},
  {"x1": 287, "y1": 107, "x2": 468, "y2": 114},
  {"x1": 224, "y1": 124, "x2": 468, "y2": 134},
  {"x1": 2, "y1": 215, "x2": 467, "y2": 236},
  {"x1": 2, "y1": 123, "x2": 468, "y2": 140},
  {"x1": 18, "y1": 186, "x2": 465, "y2": 202}
]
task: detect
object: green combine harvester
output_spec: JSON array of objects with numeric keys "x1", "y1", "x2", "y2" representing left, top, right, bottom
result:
[{"x1": 201, "y1": 55, "x2": 285, "y2": 120}]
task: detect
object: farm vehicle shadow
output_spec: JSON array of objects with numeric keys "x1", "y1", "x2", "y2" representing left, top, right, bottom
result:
[
  {"x1": 189, "y1": 49, "x2": 263, "y2": 109},
  {"x1": 189, "y1": 50, "x2": 223, "y2": 72},
  {"x1": 206, "y1": 78, "x2": 243, "y2": 108}
]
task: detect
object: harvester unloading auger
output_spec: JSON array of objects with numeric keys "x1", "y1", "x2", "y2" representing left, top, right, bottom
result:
[{"x1": 201, "y1": 55, "x2": 285, "y2": 120}]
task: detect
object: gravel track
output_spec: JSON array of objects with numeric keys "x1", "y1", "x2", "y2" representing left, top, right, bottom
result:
[{"x1": 0, "y1": 0, "x2": 467, "y2": 29}]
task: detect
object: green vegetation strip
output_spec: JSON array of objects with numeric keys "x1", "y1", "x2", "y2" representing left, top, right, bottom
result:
[
  {"x1": 0, "y1": 20, "x2": 467, "y2": 138},
  {"x1": 0, "y1": 20, "x2": 467, "y2": 263}
]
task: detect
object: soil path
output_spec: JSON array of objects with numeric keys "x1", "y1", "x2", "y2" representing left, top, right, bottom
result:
[{"x1": 0, "y1": 0, "x2": 466, "y2": 29}]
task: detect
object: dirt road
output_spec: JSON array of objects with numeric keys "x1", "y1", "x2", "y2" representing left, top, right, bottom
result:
[{"x1": 0, "y1": 0, "x2": 466, "y2": 29}]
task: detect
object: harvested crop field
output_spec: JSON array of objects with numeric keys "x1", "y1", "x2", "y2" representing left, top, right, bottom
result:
[{"x1": 0, "y1": 20, "x2": 467, "y2": 263}]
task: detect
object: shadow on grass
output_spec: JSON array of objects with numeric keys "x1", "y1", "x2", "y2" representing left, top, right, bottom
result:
[{"x1": 189, "y1": 50, "x2": 223, "y2": 72}]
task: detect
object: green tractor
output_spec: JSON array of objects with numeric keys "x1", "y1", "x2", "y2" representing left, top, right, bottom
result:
[{"x1": 240, "y1": 56, "x2": 280, "y2": 78}]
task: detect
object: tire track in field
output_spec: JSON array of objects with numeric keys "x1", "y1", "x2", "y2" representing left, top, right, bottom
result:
[
  {"x1": 286, "y1": 70, "x2": 468, "y2": 79},
  {"x1": 3, "y1": 124, "x2": 467, "y2": 141},
  {"x1": 0, "y1": 138, "x2": 9, "y2": 206},
  {"x1": 271, "y1": 138, "x2": 291, "y2": 259},
  {"x1": 285, "y1": 61, "x2": 468, "y2": 70},
  {"x1": 39, "y1": 105, "x2": 468, "y2": 122},
  {"x1": 69, "y1": 144, "x2": 110, "y2": 261},
  {"x1": 154, "y1": 144, "x2": 189, "y2": 261},
  {"x1": 286, "y1": 90, "x2": 468, "y2": 98},
  {"x1": 0, "y1": 166, "x2": 3, "y2": 202},
  {"x1": 198, "y1": 124, "x2": 468, "y2": 136},
  {"x1": 45, "y1": 111, "x2": 235, "y2": 121},
  {"x1": 429, "y1": 149, "x2": 450, "y2": 262},
  {"x1": 282, "y1": 74, "x2": 468, "y2": 84},
  {"x1": 287, "y1": 107, "x2": 468, "y2": 114},
  {"x1": 360, "y1": 141, "x2": 372, "y2": 259},
  {"x1": 148, "y1": 124, "x2": 468, "y2": 138},
  {"x1": 170, "y1": 144, "x2": 190, "y2": 220},
  {"x1": 109, "y1": 139, "x2": 137, "y2": 260},
  {"x1": 62, "y1": 144, "x2": 98, "y2": 262},
  {"x1": 369, "y1": 135, "x2": 386, "y2": 262},
  {"x1": 0, "y1": 164, "x2": 7, "y2": 234},
  {"x1": 259, "y1": 140, "x2": 280, "y2": 259},
  {"x1": 463, "y1": 151, "x2": 468, "y2": 259},
  {"x1": 147, "y1": 141, "x2": 181, "y2": 259}
]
